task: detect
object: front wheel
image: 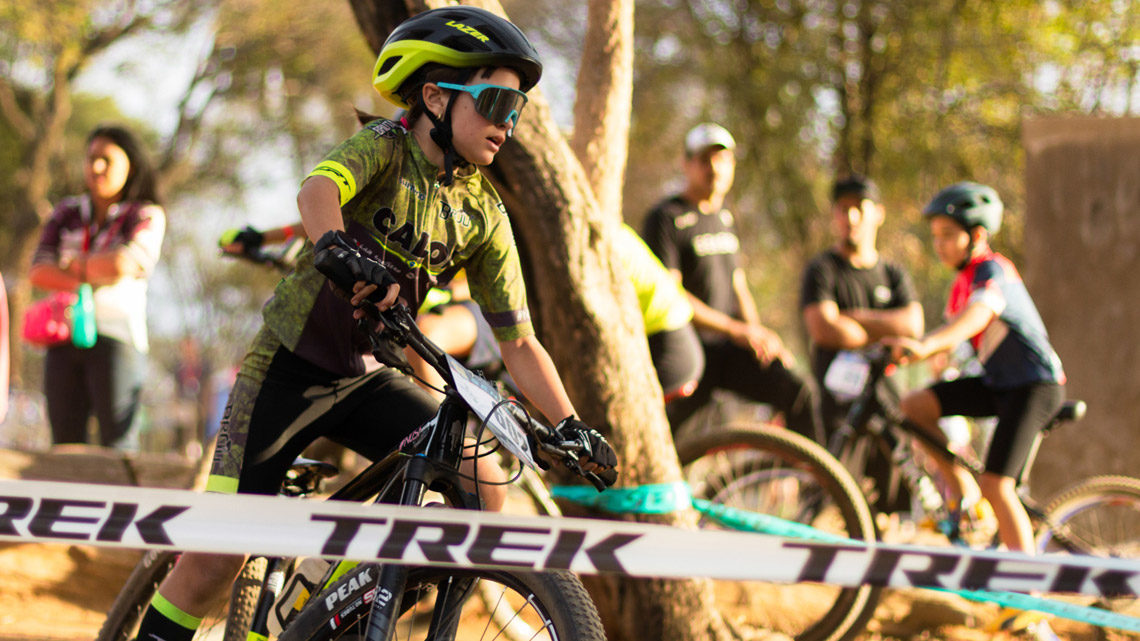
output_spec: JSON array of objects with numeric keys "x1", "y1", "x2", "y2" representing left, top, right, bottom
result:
[
  {"x1": 676, "y1": 423, "x2": 881, "y2": 641},
  {"x1": 279, "y1": 563, "x2": 605, "y2": 641}
]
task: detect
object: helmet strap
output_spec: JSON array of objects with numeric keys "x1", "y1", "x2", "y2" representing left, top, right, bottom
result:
[
  {"x1": 957, "y1": 227, "x2": 981, "y2": 271},
  {"x1": 425, "y1": 76, "x2": 475, "y2": 186},
  {"x1": 956, "y1": 242, "x2": 972, "y2": 271}
]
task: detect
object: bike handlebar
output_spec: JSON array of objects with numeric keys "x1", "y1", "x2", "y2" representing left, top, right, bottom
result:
[
  {"x1": 313, "y1": 238, "x2": 614, "y2": 490},
  {"x1": 504, "y1": 404, "x2": 616, "y2": 491},
  {"x1": 221, "y1": 241, "x2": 304, "y2": 274}
]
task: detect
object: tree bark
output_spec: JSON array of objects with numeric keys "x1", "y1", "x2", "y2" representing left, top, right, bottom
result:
[
  {"x1": 349, "y1": 2, "x2": 732, "y2": 639},
  {"x1": 570, "y1": 0, "x2": 634, "y2": 220}
]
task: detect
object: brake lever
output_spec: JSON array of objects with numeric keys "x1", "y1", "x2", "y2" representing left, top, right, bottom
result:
[
  {"x1": 541, "y1": 441, "x2": 613, "y2": 492},
  {"x1": 584, "y1": 471, "x2": 610, "y2": 492}
]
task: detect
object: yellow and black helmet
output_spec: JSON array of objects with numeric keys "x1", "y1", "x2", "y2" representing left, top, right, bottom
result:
[{"x1": 373, "y1": 6, "x2": 543, "y2": 108}]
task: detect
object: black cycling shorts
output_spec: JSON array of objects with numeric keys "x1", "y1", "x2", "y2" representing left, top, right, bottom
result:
[
  {"x1": 647, "y1": 324, "x2": 705, "y2": 399},
  {"x1": 930, "y1": 376, "x2": 1064, "y2": 477},
  {"x1": 209, "y1": 327, "x2": 437, "y2": 495}
]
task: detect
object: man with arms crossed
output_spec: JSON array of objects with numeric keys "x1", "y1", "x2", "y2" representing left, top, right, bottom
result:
[{"x1": 800, "y1": 174, "x2": 923, "y2": 511}]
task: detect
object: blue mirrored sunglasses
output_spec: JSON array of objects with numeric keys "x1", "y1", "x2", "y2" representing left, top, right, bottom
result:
[{"x1": 437, "y1": 82, "x2": 528, "y2": 129}]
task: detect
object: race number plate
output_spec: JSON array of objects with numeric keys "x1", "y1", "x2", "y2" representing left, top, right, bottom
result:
[
  {"x1": 823, "y1": 350, "x2": 871, "y2": 402},
  {"x1": 447, "y1": 355, "x2": 539, "y2": 469}
]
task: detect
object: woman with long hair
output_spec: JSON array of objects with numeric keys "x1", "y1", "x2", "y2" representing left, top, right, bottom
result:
[{"x1": 28, "y1": 124, "x2": 166, "y2": 447}]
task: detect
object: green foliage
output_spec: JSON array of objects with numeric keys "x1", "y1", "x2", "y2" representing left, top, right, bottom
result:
[
  {"x1": 512, "y1": 0, "x2": 1137, "y2": 349},
  {"x1": 3, "y1": 0, "x2": 1136, "y2": 399}
]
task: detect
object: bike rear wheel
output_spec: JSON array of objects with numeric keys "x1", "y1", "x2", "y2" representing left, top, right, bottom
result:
[
  {"x1": 1037, "y1": 474, "x2": 1140, "y2": 632},
  {"x1": 676, "y1": 423, "x2": 881, "y2": 641},
  {"x1": 278, "y1": 563, "x2": 605, "y2": 641},
  {"x1": 96, "y1": 550, "x2": 266, "y2": 641}
]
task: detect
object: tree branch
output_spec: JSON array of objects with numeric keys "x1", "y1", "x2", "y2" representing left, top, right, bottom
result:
[{"x1": 0, "y1": 77, "x2": 35, "y2": 142}]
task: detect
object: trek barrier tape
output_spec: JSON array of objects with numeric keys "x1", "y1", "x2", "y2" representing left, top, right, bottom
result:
[
  {"x1": 553, "y1": 482, "x2": 1140, "y2": 631},
  {"x1": 3, "y1": 478, "x2": 1140, "y2": 630}
]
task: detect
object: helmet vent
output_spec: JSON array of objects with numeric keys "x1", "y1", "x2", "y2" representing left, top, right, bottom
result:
[{"x1": 377, "y1": 57, "x2": 399, "y2": 76}]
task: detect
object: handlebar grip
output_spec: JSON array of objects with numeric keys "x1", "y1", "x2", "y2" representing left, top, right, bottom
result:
[
  {"x1": 312, "y1": 231, "x2": 398, "y2": 307},
  {"x1": 313, "y1": 245, "x2": 358, "y2": 290},
  {"x1": 312, "y1": 242, "x2": 381, "y2": 320}
]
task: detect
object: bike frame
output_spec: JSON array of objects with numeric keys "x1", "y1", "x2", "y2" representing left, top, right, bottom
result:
[
  {"x1": 830, "y1": 349, "x2": 1094, "y2": 551},
  {"x1": 833, "y1": 353, "x2": 984, "y2": 475}
]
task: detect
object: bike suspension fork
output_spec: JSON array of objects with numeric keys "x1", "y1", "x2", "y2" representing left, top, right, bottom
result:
[{"x1": 363, "y1": 455, "x2": 431, "y2": 641}]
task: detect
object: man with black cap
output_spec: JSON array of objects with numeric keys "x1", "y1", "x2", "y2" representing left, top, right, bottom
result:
[
  {"x1": 800, "y1": 174, "x2": 924, "y2": 510},
  {"x1": 643, "y1": 123, "x2": 823, "y2": 443}
]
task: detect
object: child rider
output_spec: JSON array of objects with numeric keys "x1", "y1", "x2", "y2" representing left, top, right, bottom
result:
[
  {"x1": 882, "y1": 181, "x2": 1065, "y2": 555},
  {"x1": 131, "y1": 7, "x2": 617, "y2": 641}
]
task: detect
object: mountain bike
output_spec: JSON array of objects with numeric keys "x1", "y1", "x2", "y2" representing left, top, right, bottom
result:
[
  {"x1": 221, "y1": 229, "x2": 878, "y2": 641},
  {"x1": 97, "y1": 240, "x2": 614, "y2": 641},
  {"x1": 826, "y1": 348, "x2": 1140, "y2": 596}
]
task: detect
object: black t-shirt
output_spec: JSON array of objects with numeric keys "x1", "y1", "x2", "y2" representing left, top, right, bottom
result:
[
  {"x1": 799, "y1": 249, "x2": 917, "y2": 379},
  {"x1": 642, "y1": 195, "x2": 741, "y2": 323}
]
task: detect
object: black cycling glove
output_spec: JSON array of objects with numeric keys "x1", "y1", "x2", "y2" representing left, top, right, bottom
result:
[
  {"x1": 556, "y1": 416, "x2": 619, "y2": 473},
  {"x1": 234, "y1": 226, "x2": 265, "y2": 252},
  {"x1": 313, "y1": 230, "x2": 397, "y2": 304}
]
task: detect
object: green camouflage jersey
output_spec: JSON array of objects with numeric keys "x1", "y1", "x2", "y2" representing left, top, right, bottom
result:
[{"x1": 264, "y1": 118, "x2": 533, "y2": 376}]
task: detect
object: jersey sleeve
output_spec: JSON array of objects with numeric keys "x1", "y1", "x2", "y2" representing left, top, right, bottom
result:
[
  {"x1": 31, "y1": 205, "x2": 67, "y2": 266},
  {"x1": 968, "y1": 260, "x2": 1008, "y2": 316},
  {"x1": 306, "y1": 121, "x2": 399, "y2": 206},
  {"x1": 799, "y1": 255, "x2": 835, "y2": 309},
  {"x1": 121, "y1": 204, "x2": 166, "y2": 276},
  {"x1": 641, "y1": 204, "x2": 680, "y2": 271},
  {"x1": 464, "y1": 206, "x2": 534, "y2": 341}
]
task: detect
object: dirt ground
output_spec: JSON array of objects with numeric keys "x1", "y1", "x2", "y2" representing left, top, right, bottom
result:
[
  {"x1": 0, "y1": 540, "x2": 1123, "y2": 641},
  {"x1": 0, "y1": 448, "x2": 1130, "y2": 640}
]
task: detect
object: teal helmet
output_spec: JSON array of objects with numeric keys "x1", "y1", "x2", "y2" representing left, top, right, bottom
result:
[{"x1": 922, "y1": 182, "x2": 1003, "y2": 234}]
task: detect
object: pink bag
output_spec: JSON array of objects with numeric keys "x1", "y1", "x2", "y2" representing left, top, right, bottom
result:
[{"x1": 21, "y1": 291, "x2": 77, "y2": 347}]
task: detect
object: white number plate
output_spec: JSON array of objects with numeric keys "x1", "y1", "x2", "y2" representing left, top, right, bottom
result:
[
  {"x1": 823, "y1": 351, "x2": 871, "y2": 402},
  {"x1": 447, "y1": 355, "x2": 538, "y2": 469}
]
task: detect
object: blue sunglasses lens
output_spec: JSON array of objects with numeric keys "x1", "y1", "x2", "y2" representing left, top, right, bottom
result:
[{"x1": 439, "y1": 83, "x2": 528, "y2": 127}]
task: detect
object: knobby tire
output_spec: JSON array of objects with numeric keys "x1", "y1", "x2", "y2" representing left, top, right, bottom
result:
[
  {"x1": 676, "y1": 423, "x2": 881, "y2": 641},
  {"x1": 278, "y1": 563, "x2": 605, "y2": 641}
]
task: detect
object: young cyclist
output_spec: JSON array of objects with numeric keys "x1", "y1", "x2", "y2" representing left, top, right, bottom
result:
[
  {"x1": 131, "y1": 8, "x2": 616, "y2": 641},
  {"x1": 881, "y1": 182, "x2": 1065, "y2": 556}
]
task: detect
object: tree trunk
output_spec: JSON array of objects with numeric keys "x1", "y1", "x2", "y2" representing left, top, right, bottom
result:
[
  {"x1": 3, "y1": 58, "x2": 75, "y2": 388},
  {"x1": 570, "y1": 0, "x2": 633, "y2": 220},
  {"x1": 349, "y1": 2, "x2": 733, "y2": 639}
]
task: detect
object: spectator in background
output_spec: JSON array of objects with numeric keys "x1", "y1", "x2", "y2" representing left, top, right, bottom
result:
[
  {"x1": 800, "y1": 174, "x2": 923, "y2": 512},
  {"x1": 28, "y1": 125, "x2": 166, "y2": 448},
  {"x1": 643, "y1": 122, "x2": 823, "y2": 442}
]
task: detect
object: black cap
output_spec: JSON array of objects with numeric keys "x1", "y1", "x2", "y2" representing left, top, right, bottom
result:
[{"x1": 831, "y1": 174, "x2": 880, "y2": 204}]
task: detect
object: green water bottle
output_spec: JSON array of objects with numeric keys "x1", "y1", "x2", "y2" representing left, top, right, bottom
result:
[{"x1": 71, "y1": 282, "x2": 97, "y2": 349}]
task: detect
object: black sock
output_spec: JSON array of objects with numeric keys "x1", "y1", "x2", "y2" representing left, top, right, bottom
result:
[{"x1": 135, "y1": 597, "x2": 199, "y2": 641}]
